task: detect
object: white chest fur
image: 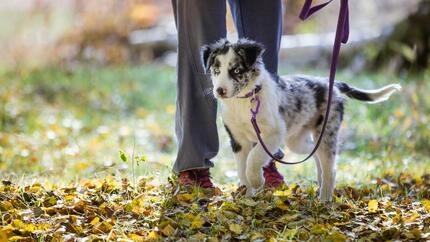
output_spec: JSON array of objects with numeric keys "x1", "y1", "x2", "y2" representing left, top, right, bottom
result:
[{"x1": 220, "y1": 81, "x2": 285, "y2": 144}]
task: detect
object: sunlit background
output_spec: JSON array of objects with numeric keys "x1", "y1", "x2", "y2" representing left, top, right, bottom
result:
[{"x1": 0, "y1": 0, "x2": 429, "y2": 186}]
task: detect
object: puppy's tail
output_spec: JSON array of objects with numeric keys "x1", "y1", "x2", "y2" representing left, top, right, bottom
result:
[{"x1": 336, "y1": 82, "x2": 401, "y2": 103}]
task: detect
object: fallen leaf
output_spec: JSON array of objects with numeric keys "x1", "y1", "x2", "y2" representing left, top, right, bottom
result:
[
  {"x1": 274, "y1": 189, "x2": 292, "y2": 197},
  {"x1": 229, "y1": 223, "x2": 243, "y2": 235},
  {"x1": 404, "y1": 212, "x2": 420, "y2": 224},
  {"x1": 325, "y1": 232, "x2": 347, "y2": 242},
  {"x1": 190, "y1": 214, "x2": 205, "y2": 229},
  {"x1": 310, "y1": 224, "x2": 327, "y2": 235},
  {"x1": 147, "y1": 231, "x2": 159, "y2": 240},
  {"x1": 0, "y1": 201, "x2": 13, "y2": 211},
  {"x1": 368, "y1": 200, "x2": 378, "y2": 213},
  {"x1": 0, "y1": 229, "x2": 8, "y2": 242},
  {"x1": 274, "y1": 198, "x2": 289, "y2": 211},
  {"x1": 90, "y1": 217, "x2": 100, "y2": 226},
  {"x1": 283, "y1": 228, "x2": 298, "y2": 239},
  {"x1": 161, "y1": 224, "x2": 175, "y2": 237},
  {"x1": 422, "y1": 199, "x2": 430, "y2": 212},
  {"x1": 239, "y1": 198, "x2": 258, "y2": 207},
  {"x1": 176, "y1": 193, "x2": 193, "y2": 203}
]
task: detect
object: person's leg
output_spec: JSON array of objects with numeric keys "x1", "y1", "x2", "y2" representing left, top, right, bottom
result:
[
  {"x1": 228, "y1": 0, "x2": 283, "y2": 75},
  {"x1": 171, "y1": 0, "x2": 226, "y2": 174},
  {"x1": 228, "y1": 0, "x2": 285, "y2": 187}
]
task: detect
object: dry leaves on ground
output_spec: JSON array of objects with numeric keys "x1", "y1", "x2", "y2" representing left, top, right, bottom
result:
[{"x1": 1, "y1": 173, "x2": 430, "y2": 241}]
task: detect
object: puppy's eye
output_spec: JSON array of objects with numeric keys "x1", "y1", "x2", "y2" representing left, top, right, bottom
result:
[
  {"x1": 233, "y1": 68, "x2": 241, "y2": 74},
  {"x1": 213, "y1": 67, "x2": 220, "y2": 75}
]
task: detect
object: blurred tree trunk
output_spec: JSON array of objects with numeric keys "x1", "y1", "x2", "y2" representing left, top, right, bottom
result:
[{"x1": 372, "y1": 0, "x2": 429, "y2": 73}]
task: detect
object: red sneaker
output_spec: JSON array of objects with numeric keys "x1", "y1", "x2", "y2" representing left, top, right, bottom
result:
[
  {"x1": 263, "y1": 150, "x2": 285, "y2": 188},
  {"x1": 178, "y1": 168, "x2": 214, "y2": 188}
]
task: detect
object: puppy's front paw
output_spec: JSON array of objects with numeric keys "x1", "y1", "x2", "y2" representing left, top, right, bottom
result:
[
  {"x1": 245, "y1": 186, "x2": 264, "y2": 197},
  {"x1": 318, "y1": 189, "x2": 333, "y2": 202},
  {"x1": 246, "y1": 170, "x2": 264, "y2": 191},
  {"x1": 245, "y1": 187, "x2": 254, "y2": 196}
]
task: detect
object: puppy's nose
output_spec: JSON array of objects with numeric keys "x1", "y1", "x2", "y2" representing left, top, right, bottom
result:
[{"x1": 216, "y1": 87, "x2": 227, "y2": 97}]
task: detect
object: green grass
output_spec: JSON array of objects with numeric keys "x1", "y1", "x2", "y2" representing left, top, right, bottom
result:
[
  {"x1": 0, "y1": 64, "x2": 429, "y2": 187},
  {"x1": 0, "y1": 65, "x2": 176, "y2": 184}
]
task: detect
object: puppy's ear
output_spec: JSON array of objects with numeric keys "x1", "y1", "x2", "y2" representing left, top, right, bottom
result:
[
  {"x1": 202, "y1": 39, "x2": 231, "y2": 73},
  {"x1": 201, "y1": 45, "x2": 214, "y2": 73},
  {"x1": 235, "y1": 40, "x2": 264, "y2": 67}
]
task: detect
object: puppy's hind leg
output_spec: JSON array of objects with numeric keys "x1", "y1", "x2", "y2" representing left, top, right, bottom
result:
[
  {"x1": 314, "y1": 155, "x2": 322, "y2": 190},
  {"x1": 313, "y1": 120, "x2": 340, "y2": 202},
  {"x1": 287, "y1": 131, "x2": 322, "y2": 193},
  {"x1": 286, "y1": 130, "x2": 314, "y2": 154}
]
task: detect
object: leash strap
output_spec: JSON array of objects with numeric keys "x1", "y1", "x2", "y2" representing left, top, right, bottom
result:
[{"x1": 251, "y1": 0, "x2": 349, "y2": 165}]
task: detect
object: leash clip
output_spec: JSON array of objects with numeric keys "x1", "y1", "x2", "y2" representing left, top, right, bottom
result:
[{"x1": 250, "y1": 95, "x2": 260, "y2": 116}]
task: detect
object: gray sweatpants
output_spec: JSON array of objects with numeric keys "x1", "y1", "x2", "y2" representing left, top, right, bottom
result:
[{"x1": 171, "y1": 0, "x2": 283, "y2": 173}]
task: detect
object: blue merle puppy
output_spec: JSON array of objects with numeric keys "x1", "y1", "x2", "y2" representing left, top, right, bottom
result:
[{"x1": 201, "y1": 38, "x2": 401, "y2": 201}]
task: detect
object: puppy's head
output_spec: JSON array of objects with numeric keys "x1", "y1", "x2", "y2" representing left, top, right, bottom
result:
[{"x1": 201, "y1": 38, "x2": 264, "y2": 99}]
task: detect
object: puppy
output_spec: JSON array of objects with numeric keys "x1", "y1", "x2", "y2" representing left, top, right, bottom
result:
[{"x1": 201, "y1": 39, "x2": 401, "y2": 201}]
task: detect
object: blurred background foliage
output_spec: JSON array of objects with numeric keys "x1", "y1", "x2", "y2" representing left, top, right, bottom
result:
[{"x1": 0, "y1": 0, "x2": 429, "y2": 185}]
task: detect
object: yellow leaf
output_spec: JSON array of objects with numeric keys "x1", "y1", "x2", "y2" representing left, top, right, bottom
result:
[
  {"x1": 90, "y1": 217, "x2": 100, "y2": 226},
  {"x1": 368, "y1": 200, "x2": 378, "y2": 213},
  {"x1": 334, "y1": 195, "x2": 342, "y2": 203},
  {"x1": 44, "y1": 196, "x2": 57, "y2": 207},
  {"x1": 64, "y1": 194, "x2": 75, "y2": 202},
  {"x1": 0, "y1": 201, "x2": 13, "y2": 211},
  {"x1": 325, "y1": 232, "x2": 347, "y2": 242},
  {"x1": 250, "y1": 232, "x2": 265, "y2": 241},
  {"x1": 8, "y1": 236, "x2": 33, "y2": 242},
  {"x1": 405, "y1": 213, "x2": 420, "y2": 224},
  {"x1": 310, "y1": 224, "x2": 327, "y2": 235},
  {"x1": 422, "y1": 199, "x2": 430, "y2": 212},
  {"x1": 147, "y1": 231, "x2": 159, "y2": 240},
  {"x1": 128, "y1": 233, "x2": 144, "y2": 241},
  {"x1": 176, "y1": 193, "x2": 193, "y2": 203},
  {"x1": 190, "y1": 215, "x2": 205, "y2": 229},
  {"x1": 93, "y1": 221, "x2": 113, "y2": 234},
  {"x1": 161, "y1": 224, "x2": 175, "y2": 237},
  {"x1": 221, "y1": 201, "x2": 240, "y2": 213},
  {"x1": 274, "y1": 189, "x2": 292, "y2": 197},
  {"x1": 0, "y1": 229, "x2": 8, "y2": 242},
  {"x1": 11, "y1": 219, "x2": 25, "y2": 229},
  {"x1": 274, "y1": 198, "x2": 289, "y2": 211},
  {"x1": 28, "y1": 183, "x2": 44, "y2": 193},
  {"x1": 229, "y1": 223, "x2": 243, "y2": 235},
  {"x1": 414, "y1": 175, "x2": 423, "y2": 186},
  {"x1": 392, "y1": 213, "x2": 403, "y2": 224}
]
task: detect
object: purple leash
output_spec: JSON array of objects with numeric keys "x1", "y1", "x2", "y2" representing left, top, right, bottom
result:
[{"x1": 251, "y1": 0, "x2": 349, "y2": 165}]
